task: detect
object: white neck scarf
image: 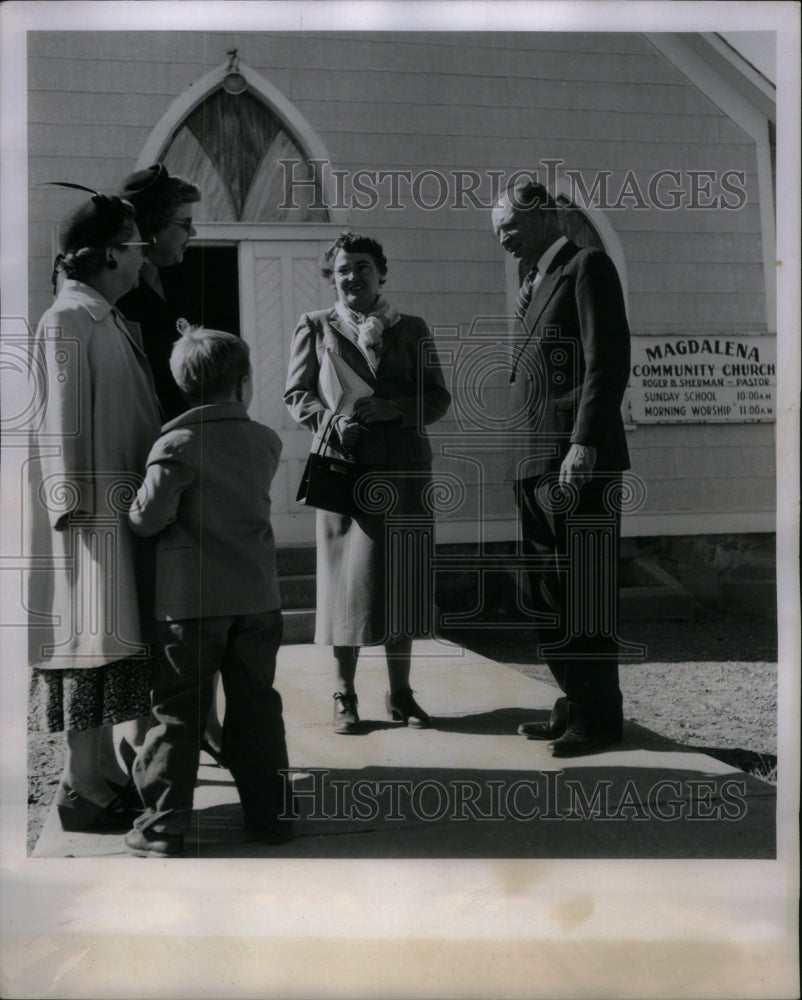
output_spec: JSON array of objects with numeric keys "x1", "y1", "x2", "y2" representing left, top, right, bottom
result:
[{"x1": 334, "y1": 294, "x2": 400, "y2": 374}]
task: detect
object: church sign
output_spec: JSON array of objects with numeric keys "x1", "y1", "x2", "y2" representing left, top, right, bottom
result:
[{"x1": 628, "y1": 335, "x2": 776, "y2": 423}]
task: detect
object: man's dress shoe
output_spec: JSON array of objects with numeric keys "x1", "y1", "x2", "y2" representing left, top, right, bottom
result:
[
  {"x1": 517, "y1": 696, "x2": 568, "y2": 740},
  {"x1": 548, "y1": 731, "x2": 621, "y2": 758},
  {"x1": 517, "y1": 719, "x2": 565, "y2": 740}
]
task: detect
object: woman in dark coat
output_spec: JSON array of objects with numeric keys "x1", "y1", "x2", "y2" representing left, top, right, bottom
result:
[
  {"x1": 116, "y1": 164, "x2": 226, "y2": 762},
  {"x1": 284, "y1": 232, "x2": 451, "y2": 733},
  {"x1": 116, "y1": 163, "x2": 200, "y2": 421}
]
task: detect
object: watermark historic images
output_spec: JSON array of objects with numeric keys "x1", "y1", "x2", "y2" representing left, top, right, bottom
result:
[
  {"x1": 280, "y1": 159, "x2": 750, "y2": 212},
  {"x1": 281, "y1": 769, "x2": 749, "y2": 823}
]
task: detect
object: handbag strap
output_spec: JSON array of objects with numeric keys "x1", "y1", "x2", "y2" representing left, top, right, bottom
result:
[{"x1": 312, "y1": 411, "x2": 350, "y2": 459}]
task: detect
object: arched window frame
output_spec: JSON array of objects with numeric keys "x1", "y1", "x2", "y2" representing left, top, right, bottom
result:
[
  {"x1": 553, "y1": 178, "x2": 629, "y2": 310},
  {"x1": 136, "y1": 59, "x2": 348, "y2": 227},
  {"x1": 501, "y1": 183, "x2": 634, "y2": 428},
  {"x1": 502, "y1": 182, "x2": 630, "y2": 318}
]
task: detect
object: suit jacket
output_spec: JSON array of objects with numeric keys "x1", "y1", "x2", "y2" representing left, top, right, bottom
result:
[
  {"x1": 284, "y1": 307, "x2": 451, "y2": 467},
  {"x1": 506, "y1": 241, "x2": 631, "y2": 480},
  {"x1": 128, "y1": 402, "x2": 282, "y2": 620}
]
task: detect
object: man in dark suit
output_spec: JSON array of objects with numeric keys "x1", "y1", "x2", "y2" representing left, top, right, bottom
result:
[{"x1": 491, "y1": 178, "x2": 631, "y2": 757}]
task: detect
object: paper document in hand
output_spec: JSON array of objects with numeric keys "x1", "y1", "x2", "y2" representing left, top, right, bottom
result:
[{"x1": 318, "y1": 350, "x2": 374, "y2": 416}]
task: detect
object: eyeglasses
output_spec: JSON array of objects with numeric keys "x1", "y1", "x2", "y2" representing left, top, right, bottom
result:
[
  {"x1": 336, "y1": 262, "x2": 376, "y2": 277},
  {"x1": 169, "y1": 219, "x2": 194, "y2": 233}
]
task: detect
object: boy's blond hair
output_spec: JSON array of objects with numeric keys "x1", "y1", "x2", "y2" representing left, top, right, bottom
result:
[{"x1": 170, "y1": 324, "x2": 250, "y2": 404}]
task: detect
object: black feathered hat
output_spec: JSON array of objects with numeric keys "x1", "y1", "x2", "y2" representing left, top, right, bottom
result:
[
  {"x1": 42, "y1": 183, "x2": 134, "y2": 254},
  {"x1": 58, "y1": 195, "x2": 133, "y2": 254},
  {"x1": 117, "y1": 163, "x2": 171, "y2": 214},
  {"x1": 41, "y1": 182, "x2": 137, "y2": 293}
]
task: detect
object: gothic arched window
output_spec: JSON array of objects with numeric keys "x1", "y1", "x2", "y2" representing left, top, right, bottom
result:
[
  {"x1": 161, "y1": 87, "x2": 329, "y2": 223},
  {"x1": 555, "y1": 195, "x2": 605, "y2": 250},
  {"x1": 517, "y1": 196, "x2": 606, "y2": 284}
]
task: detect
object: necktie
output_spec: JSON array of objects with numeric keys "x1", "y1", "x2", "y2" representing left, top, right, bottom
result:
[{"x1": 515, "y1": 267, "x2": 539, "y2": 322}]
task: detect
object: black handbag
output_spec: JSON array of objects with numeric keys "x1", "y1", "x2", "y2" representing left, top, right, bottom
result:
[{"x1": 296, "y1": 414, "x2": 359, "y2": 516}]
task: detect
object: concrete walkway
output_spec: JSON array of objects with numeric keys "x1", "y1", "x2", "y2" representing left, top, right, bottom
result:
[{"x1": 32, "y1": 639, "x2": 775, "y2": 859}]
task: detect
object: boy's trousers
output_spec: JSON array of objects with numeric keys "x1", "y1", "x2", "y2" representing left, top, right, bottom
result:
[{"x1": 133, "y1": 609, "x2": 288, "y2": 836}]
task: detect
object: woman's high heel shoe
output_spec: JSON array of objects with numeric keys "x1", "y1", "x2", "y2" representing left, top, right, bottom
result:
[
  {"x1": 385, "y1": 689, "x2": 432, "y2": 729},
  {"x1": 55, "y1": 782, "x2": 136, "y2": 833},
  {"x1": 108, "y1": 738, "x2": 145, "y2": 810},
  {"x1": 106, "y1": 777, "x2": 144, "y2": 813},
  {"x1": 201, "y1": 737, "x2": 227, "y2": 768}
]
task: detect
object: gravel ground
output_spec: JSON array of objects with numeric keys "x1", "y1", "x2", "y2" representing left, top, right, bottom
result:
[
  {"x1": 444, "y1": 608, "x2": 778, "y2": 767},
  {"x1": 27, "y1": 607, "x2": 778, "y2": 853}
]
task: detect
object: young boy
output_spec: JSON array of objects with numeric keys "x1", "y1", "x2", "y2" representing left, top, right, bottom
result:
[{"x1": 125, "y1": 326, "x2": 289, "y2": 857}]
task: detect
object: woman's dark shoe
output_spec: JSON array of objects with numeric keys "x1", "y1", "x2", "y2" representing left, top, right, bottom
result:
[
  {"x1": 106, "y1": 777, "x2": 143, "y2": 813},
  {"x1": 201, "y1": 737, "x2": 227, "y2": 768},
  {"x1": 385, "y1": 689, "x2": 432, "y2": 729},
  {"x1": 108, "y1": 736, "x2": 143, "y2": 808},
  {"x1": 117, "y1": 736, "x2": 138, "y2": 776},
  {"x1": 332, "y1": 692, "x2": 360, "y2": 734},
  {"x1": 55, "y1": 782, "x2": 137, "y2": 833}
]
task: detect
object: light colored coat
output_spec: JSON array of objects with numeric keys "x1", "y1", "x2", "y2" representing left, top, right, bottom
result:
[
  {"x1": 284, "y1": 308, "x2": 451, "y2": 466},
  {"x1": 284, "y1": 308, "x2": 451, "y2": 645},
  {"x1": 27, "y1": 280, "x2": 161, "y2": 669}
]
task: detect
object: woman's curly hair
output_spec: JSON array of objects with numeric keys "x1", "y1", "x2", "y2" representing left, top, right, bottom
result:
[
  {"x1": 320, "y1": 231, "x2": 388, "y2": 284},
  {"x1": 136, "y1": 176, "x2": 201, "y2": 241}
]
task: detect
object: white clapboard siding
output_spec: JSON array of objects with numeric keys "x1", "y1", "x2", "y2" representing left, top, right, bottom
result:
[{"x1": 26, "y1": 30, "x2": 775, "y2": 537}]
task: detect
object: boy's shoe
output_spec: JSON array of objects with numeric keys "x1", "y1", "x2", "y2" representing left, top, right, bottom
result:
[
  {"x1": 332, "y1": 691, "x2": 359, "y2": 734},
  {"x1": 125, "y1": 827, "x2": 185, "y2": 858}
]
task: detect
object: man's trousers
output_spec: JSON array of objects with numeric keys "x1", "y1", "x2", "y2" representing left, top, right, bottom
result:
[{"x1": 516, "y1": 473, "x2": 624, "y2": 738}]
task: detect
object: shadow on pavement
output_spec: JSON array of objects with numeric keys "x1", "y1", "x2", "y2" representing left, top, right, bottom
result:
[{"x1": 187, "y1": 762, "x2": 776, "y2": 860}]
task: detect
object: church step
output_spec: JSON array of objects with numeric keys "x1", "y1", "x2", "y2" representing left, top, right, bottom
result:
[
  {"x1": 279, "y1": 574, "x2": 316, "y2": 610},
  {"x1": 276, "y1": 548, "x2": 317, "y2": 644},
  {"x1": 275, "y1": 548, "x2": 696, "y2": 646},
  {"x1": 276, "y1": 545, "x2": 316, "y2": 577},
  {"x1": 282, "y1": 608, "x2": 316, "y2": 644}
]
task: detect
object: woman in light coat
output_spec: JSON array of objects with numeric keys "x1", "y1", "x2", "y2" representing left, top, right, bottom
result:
[
  {"x1": 284, "y1": 231, "x2": 451, "y2": 733},
  {"x1": 28, "y1": 191, "x2": 161, "y2": 831}
]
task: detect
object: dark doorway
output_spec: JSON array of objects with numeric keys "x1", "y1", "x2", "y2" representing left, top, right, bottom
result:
[{"x1": 161, "y1": 244, "x2": 240, "y2": 337}]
